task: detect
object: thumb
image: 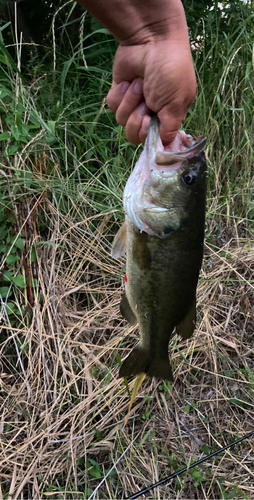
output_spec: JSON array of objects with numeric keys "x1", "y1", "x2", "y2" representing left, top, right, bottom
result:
[{"x1": 157, "y1": 107, "x2": 185, "y2": 146}]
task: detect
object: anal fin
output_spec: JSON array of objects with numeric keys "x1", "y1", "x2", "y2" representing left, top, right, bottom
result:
[
  {"x1": 176, "y1": 301, "x2": 196, "y2": 339},
  {"x1": 120, "y1": 293, "x2": 137, "y2": 326}
]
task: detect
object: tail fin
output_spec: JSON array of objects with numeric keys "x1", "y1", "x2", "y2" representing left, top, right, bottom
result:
[
  {"x1": 119, "y1": 346, "x2": 173, "y2": 381},
  {"x1": 147, "y1": 357, "x2": 173, "y2": 381}
]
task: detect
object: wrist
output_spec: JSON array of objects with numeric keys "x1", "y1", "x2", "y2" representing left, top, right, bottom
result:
[
  {"x1": 118, "y1": 0, "x2": 188, "y2": 45},
  {"x1": 79, "y1": 0, "x2": 189, "y2": 45}
]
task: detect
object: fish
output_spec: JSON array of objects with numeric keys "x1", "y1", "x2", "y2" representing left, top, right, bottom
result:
[{"x1": 111, "y1": 116, "x2": 207, "y2": 381}]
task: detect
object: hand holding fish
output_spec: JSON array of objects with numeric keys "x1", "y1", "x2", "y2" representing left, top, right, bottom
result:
[
  {"x1": 78, "y1": 0, "x2": 196, "y2": 145},
  {"x1": 107, "y1": 30, "x2": 196, "y2": 146}
]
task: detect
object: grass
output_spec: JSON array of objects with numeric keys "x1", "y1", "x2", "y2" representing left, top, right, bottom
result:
[{"x1": 0, "y1": 1, "x2": 254, "y2": 498}]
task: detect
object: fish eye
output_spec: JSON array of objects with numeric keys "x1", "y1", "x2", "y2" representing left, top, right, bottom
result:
[{"x1": 182, "y1": 171, "x2": 198, "y2": 186}]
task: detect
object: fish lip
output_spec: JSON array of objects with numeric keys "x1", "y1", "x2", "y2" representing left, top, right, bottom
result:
[
  {"x1": 155, "y1": 136, "x2": 206, "y2": 166},
  {"x1": 148, "y1": 115, "x2": 206, "y2": 168},
  {"x1": 143, "y1": 206, "x2": 176, "y2": 213}
]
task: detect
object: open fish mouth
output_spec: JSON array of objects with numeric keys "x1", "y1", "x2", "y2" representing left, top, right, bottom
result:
[
  {"x1": 155, "y1": 136, "x2": 206, "y2": 165},
  {"x1": 147, "y1": 116, "x2": 206, "y2": 169}
]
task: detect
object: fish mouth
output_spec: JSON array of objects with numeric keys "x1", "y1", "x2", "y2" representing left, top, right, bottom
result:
[
  {"x1": 147, "y1": 116, "x2": 206, "y2": 168},
  {"x1": 143, "y1": 206, "x2": 177, "y2": 213},
  {"x1": 156, "y1": 135, "x2": 206, "y2": 166}
]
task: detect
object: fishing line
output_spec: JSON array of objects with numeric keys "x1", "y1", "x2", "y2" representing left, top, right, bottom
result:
[{"x1": 126, "y1": 430, "x2": 254, "y2": 499}]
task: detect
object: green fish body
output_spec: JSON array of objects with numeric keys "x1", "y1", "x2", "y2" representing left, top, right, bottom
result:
[{"x1": 112, "y1": 117, "x2": 207, "y2": 381}]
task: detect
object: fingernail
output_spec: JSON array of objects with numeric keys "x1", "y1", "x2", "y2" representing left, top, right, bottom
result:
[
  {"x1": 134, "y1": 78, "x2": 143, "y2": 94},
  {"x1": 137, "y1": 102, "x2": 148, "y2": 116},
  {"x1": 141, "y1": 115, "x2": 150, "y2": 134},
  {"x1": 121, "y1": 81, "x2": 130, "y2": 93}
]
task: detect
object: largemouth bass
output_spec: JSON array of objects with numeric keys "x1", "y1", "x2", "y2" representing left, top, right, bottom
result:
[{"x1": 112, "y1": 116, "x2": 207, "y2": 381}]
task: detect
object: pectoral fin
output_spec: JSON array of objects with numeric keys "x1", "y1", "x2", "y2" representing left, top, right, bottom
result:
[
  {"x1": 176, "y1": 301, "x2": 196, "y2": 339},
  {"x1": 111, "y1": 221, "x2": 127, "y2": 258},
  {"x1": 120, "y1": 293, "x2": 137, "y2": 326}
]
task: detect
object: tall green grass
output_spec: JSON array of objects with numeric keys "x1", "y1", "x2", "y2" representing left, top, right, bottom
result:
[{"x1": 1, "y1": 2, "x2": 253, "y2": 225}]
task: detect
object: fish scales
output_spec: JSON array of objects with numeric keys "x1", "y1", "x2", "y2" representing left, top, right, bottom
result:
[{"x1": 112, "y1": 116, "x2": 207, "y2": 381}]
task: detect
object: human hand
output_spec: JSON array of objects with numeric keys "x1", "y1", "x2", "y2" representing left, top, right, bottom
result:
[{"x1": 107, "y1": 29, "x2": 196, "y2": 146}]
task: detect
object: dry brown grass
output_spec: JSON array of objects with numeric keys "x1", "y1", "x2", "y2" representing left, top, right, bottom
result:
[{"x1": 0, "y1": 185, "x2": 254, "y2": 500}]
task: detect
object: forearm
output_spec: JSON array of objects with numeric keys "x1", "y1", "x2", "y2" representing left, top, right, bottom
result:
[{"x1": 77, "y1": 0, "x2": 188, "y2": 44}]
